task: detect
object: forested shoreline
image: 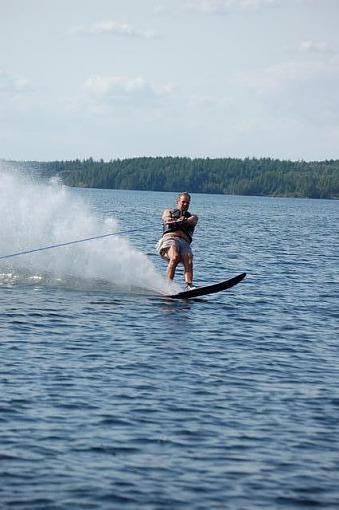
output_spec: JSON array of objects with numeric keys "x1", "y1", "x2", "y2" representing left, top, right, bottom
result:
[{"x1": 3, "y1": 157, "x2": 339, "y2": 199}]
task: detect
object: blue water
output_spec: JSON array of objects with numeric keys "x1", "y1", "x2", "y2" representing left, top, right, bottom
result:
[{"x1": 1, "y1": 180, "x2": 339, "y2": 509}]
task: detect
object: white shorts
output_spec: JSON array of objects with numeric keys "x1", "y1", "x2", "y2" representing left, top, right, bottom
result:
[{"x1": 156, "y1": 236, "x2": 193, "y2": 260}]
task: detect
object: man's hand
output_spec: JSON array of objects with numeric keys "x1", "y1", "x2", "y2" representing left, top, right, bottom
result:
[{"x1": 175, "y1": 217, "x2": 186, "y2": 224}]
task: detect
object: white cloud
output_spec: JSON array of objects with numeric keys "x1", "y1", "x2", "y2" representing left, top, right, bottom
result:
[
  {"x1": 79, "y1": 75, "x2": 236, "y2": 121},
  {"x1": 183, "y1": 0, "x2": 278, "y2": 13},
  {"x1": 70, "y1": 20, "x2": 158, "y2": 39},
  {"x1": 84, "y1": 75, "x2": 173, "y2": 99},
  {"x1": 299, "y1": 40, "x2": 336, "y2": 55},
  {"x1": 233, "y1": 58, "x2": 339, "y2": 93},
  {"x1": 82, "y1": 76, "x2": 237, "y2": 116},
  {"x1": 228, "y1": 56, "x2": 339, "y2": 134},
  {"x1": 0, "y1": 69, "x2": 31, "y2": 93},
  {"x1": 154, "y1": 0, "x2": 278, "y2": 16},
  {"x1": 79, "y1": 75, "x2": 175, "y2": 115}
]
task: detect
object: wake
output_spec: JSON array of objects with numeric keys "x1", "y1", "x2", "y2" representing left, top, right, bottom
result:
[{"x1": 0, "y1": 165, "x2": 177, "y2": 294}]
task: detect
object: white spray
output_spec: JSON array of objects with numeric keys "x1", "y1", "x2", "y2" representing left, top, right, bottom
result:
[{"x1": 0, "y1": 166, "x2": 178, "y2": 294}]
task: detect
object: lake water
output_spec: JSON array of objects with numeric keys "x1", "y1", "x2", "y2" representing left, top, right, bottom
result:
[{"x1": 1, "y1": 171, "x2": 339, "y2": 509}]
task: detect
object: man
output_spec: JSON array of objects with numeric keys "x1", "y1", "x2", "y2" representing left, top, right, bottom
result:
[{"x1": 156, "y1": 192, "x2": 198, "y2": 289}]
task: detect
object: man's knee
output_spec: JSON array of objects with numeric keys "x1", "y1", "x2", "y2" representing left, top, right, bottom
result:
[
  {"x1": 169, "y1": 253, "x2": 181, "y2": 265},
  {"x1": 168, "y1": 246, "x2": 181, "y2": 263},
  {"x1": 182, "y1": 253, "x2": 193, "y2": 266}
]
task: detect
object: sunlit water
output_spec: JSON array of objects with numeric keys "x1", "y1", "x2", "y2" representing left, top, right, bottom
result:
[{"x1": 1, "y1": 170, "x2": 338, "y2": 509}]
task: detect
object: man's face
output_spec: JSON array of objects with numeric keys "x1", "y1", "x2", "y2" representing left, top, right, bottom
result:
[{"x1": 177, "y1": 195, "x2": 190, "y2": 211}]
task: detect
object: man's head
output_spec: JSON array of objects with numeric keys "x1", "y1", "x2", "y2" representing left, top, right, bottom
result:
[{"x1": 176, "y1": 192, "x2": 191, "y2": 211}]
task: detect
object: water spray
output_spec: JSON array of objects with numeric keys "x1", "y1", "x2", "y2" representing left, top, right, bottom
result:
[{"x1": 0, "y1": 168, "x2": 174, "y2": 292}]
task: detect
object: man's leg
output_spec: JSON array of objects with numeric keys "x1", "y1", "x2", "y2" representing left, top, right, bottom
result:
[
  {"x1": 166, "y1": 244, "x2": 181, "y2": 280},
  {"x1": 182, "y1": 253, "x2": 193, "y2": 285}
]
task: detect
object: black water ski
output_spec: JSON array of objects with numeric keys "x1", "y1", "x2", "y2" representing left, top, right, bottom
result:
[{"x1": 168, "y1": 272, "x2": 246, "y2": 300}]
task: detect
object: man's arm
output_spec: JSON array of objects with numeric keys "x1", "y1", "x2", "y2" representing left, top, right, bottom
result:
[
  {"x1": 184, "y1": 214, "x2": 198, "y2": 226},
  {"x1": 162, "y1": 209, "x2": 173, "y2": 223},
  {"x1": 175, "y1": 213, "x2": 198, "y2": 228},
  {"x1": 162, "y1": 209, "x2": 198, "y2": 229}
]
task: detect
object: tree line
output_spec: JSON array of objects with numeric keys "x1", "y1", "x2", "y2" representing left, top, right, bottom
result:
[{"x1": 4, "y1": 156, "x2": 339, "y2": 199}]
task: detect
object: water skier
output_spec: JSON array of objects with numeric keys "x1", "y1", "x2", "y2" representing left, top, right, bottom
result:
[{"x1": 156, "y1": 192, "x2": 198, "y2": 290}]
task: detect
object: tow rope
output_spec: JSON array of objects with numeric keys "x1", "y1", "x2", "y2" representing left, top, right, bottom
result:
[{"x1": 0, "y1": 228, "x2": 143, "y2": 261}]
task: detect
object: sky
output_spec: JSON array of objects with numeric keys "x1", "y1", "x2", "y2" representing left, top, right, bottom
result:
[{"x1": 1, "y1": 0, "x2": 339, "y2": 162}]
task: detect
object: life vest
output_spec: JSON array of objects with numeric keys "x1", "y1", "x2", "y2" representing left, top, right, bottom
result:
[{"x1": 162, "y1": 209, "x2": 195, "y2": 243}]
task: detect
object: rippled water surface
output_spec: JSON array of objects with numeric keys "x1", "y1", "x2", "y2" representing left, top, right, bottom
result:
[{"x1": 1, "y1": 183, "x2": 339, "y2": 509}]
